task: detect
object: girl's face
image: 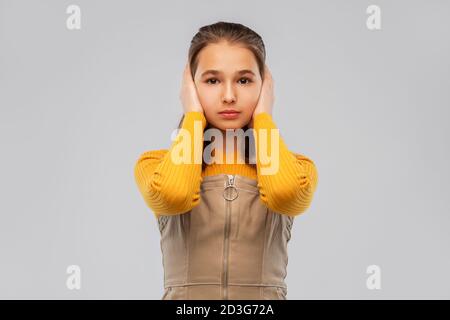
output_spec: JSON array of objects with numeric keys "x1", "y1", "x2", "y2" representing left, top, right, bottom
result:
[{"x1": 193, "y1": 41, "x2": 262, "y2": 132}]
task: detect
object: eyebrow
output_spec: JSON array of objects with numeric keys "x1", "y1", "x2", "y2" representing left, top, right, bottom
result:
[{"x1": 200, "y1": 69, "x2": 256, "y2": 77}]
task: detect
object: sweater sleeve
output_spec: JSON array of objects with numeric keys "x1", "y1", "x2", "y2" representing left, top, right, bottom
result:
[
  {"x1": 134, "y1": 111, "x2": 207, "y2": 219},
  {"x1": 252, "y1": 112, "x2": 318, "y2": 216}
]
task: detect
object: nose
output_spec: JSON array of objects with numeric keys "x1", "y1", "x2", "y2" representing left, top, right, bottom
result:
[{"x1": 222, "y1": 81, "x2": 236, "y2": 104}]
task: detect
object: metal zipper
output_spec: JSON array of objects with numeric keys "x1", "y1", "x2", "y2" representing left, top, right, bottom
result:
[{"x1": 222, "y1": 174, "x2": 237, "y2": 300}]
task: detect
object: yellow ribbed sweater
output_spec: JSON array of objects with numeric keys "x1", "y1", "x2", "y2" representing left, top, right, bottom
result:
[{"x1": 134, "y1": 111, "x2": 318, "y2": 219}]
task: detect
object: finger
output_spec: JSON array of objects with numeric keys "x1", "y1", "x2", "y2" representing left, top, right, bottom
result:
[
  {"x1": 183, "y1": 62, "x2": 188, "y2": 80},
  {"x1": 264, "y1": 64, "x2": 269, "y2": 78},
  {"x1": 187, "y1": 62, "x2": 195, "y2": 81},
  {"x1": 185, "y1": 61, "x2": 190, "y2": 75},
  {"x1": 262, "y1": 64, "x2": 270, "y2": 84},
  {"x1": 265, "y1": 65, "x2": 272, "y2": 80}
]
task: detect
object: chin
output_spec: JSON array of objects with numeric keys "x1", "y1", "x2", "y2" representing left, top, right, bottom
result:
[{"x1": 221, "y1": 122, "x2": 247, "y2": 130}]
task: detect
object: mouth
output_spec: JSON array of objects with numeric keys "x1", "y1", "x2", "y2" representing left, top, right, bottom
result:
[{"x1": 219, "y1": 110, "x2": 241, "y2": 119}]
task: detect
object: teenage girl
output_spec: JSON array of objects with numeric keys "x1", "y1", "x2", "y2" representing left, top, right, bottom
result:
[{"x1": 134, "y1": 21, "x2": 318, "y2": 300}]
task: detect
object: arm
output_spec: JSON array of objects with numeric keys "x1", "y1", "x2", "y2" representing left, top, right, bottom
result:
[
  {"x1": 252, "y1": 112, "x2": 318, "y2": 216},
  {"x1": 134, "y1": 111, "x2": 207, "y2": 218}
]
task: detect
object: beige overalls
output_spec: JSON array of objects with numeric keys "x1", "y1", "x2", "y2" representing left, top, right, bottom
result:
[{"x1": 157, "y1": 173, "x2": 294, "y2": 300}]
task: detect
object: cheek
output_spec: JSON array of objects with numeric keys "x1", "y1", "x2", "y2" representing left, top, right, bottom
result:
[
  {"x1": 241, "y1": 109, "x2": 254, "y2": 124},
  {"x1": 197, "y1": 87, "x2": 219, "y2": 112},
  {"x1": 239, "y1": 88, "x2": 259, "y2": 112},
  {"x1": 240, "y1": 87, "x2": 260, "y2": 103}
]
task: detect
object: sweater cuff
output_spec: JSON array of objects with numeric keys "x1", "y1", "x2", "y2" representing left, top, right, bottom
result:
[
  {"x1": 253, "y1": 112, "x2": 275, "y2": 129},
  {"x1": 183, "y1": 111, "x2": 207, "y2": 130}
]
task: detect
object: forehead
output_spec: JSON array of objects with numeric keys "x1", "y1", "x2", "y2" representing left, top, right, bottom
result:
[{"x1": 196, "y1": 42, "x2": 258, "y2": 73}]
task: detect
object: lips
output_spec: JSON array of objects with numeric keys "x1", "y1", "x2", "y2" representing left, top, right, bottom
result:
[
  {"x1": 219, "y1": 109, "x2": 240, "y2": 114},
  {"x1": 219, "y1": 110, "x2": 241, "y2": 119}
]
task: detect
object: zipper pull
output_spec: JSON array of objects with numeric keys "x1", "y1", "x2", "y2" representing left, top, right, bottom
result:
[
  {"x1": 223, "y1": 174, "x2": 238, "y2": 201},
  {"x1": 227, "y1": 174, "x2": 235, "y2": 187}
]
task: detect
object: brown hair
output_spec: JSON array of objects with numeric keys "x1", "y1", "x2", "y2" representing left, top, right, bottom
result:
[{"x1": 177, "y1": 21, "x2": 266, "y2": 170}]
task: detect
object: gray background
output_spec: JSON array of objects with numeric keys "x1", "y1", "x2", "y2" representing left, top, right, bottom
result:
[{"x1": 1, "y1": 0, "x2": 449, "y2": 299}]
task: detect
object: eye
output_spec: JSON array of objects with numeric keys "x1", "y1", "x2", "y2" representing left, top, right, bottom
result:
[
  {"x1": 238, "y1": 77, "x2": 253, "y2": 85},
  {"x1": 205, "y1": 77, "x2": 253, "y2": 85},
  {"x1": 205, "y1": 78, "x2": 219, "y2": 85}
]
